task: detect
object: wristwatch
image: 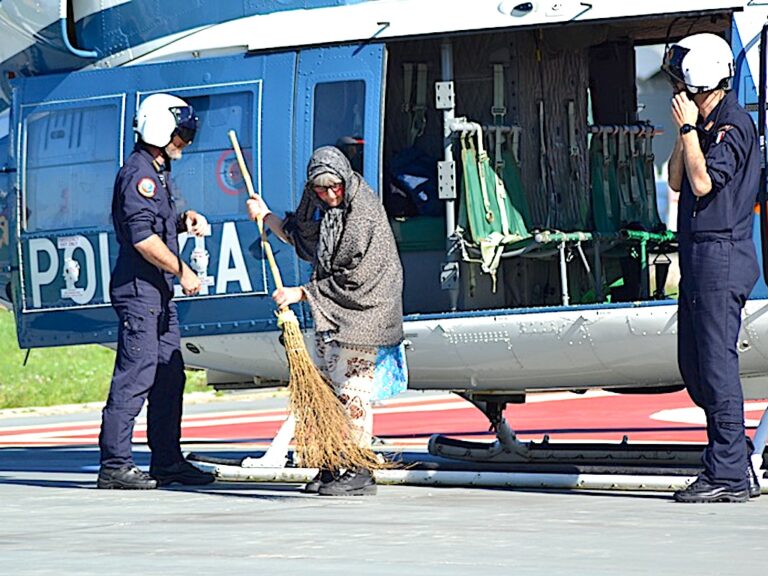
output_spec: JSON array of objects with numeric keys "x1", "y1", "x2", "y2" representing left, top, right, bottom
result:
[{"x1": 679, "y1": 124, "x2": 696, "y2": 136}]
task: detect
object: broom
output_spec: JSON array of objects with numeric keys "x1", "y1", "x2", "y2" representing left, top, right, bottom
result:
[{"x1": 227, "y1": 130, "x2": 382, "y2": 472}]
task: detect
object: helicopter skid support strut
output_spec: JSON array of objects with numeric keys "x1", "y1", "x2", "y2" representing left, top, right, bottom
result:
[{"x1": 427, "y1": 413, "x2": 708, "y2": 468}]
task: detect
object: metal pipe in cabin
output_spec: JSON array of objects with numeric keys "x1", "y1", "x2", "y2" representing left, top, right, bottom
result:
[
  {"x1": 558, "y1": 241, "x2": 570, "y2": 306},
  {"x1": 450, "y1": 122, "x2": 522, "y2": 135}
]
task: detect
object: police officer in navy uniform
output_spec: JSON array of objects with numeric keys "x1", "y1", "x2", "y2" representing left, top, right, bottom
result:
[
  {"x1": 97, "y1": 93, "x2": 215, "y2": 489},
  {"x1": 663, "y1": 33, "x2": 762, "y2": 502}
]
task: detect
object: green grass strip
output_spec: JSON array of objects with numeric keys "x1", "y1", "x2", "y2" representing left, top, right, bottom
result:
[{"x1": 0, "y1": 308, "x2": 207, "y2": 409}]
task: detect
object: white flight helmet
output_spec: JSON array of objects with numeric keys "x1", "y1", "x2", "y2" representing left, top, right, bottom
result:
[
  {"x1": 134, "y1": 93, "x2": 198, "y2": 148},
  {"x1": 662, "y1": 33, "x2": 734, "y2": 94}
]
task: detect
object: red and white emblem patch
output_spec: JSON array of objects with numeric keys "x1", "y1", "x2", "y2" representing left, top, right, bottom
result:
[
  {"x1": 715, "y1": 125, "x2": 733, "y2": 144},
  {"x1": 137, "y1": 177, "x2": 156, "y2": 198}
]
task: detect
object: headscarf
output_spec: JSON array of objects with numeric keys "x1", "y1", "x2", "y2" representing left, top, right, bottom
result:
[{"x1": 284, "y1": 146, "x2": 359, "y2": 273}]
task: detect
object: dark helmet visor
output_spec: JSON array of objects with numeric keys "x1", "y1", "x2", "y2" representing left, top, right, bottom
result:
[
  {"x1": 661, "y1": 44, "x2": 690, "y2": 85},
  {"x1": 170, "y1": 105, "x2": 198, "y2": 144}
]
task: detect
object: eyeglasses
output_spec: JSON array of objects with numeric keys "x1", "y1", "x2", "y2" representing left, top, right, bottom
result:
[{"x1": 312, "y1": 182, "x2": 344, "y2": 197}]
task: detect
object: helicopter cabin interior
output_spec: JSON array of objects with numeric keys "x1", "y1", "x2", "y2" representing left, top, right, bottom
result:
[{"x1": 360, "y1": 12, "x2": 733, "y2": 316}]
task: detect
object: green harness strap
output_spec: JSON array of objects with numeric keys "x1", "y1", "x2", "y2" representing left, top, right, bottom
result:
[
  {"x1": 616, "y1": 133, "x2": 632, "y2": 217},
  {"x1": 589, "y1": 132, "x2": 620, "y2": 234},
  {"x1": 642, "y1": 132, "x2": 664, "y2": 231},
  {"x1": 501, "y1": 137, "x2": 532, "y2": 230},
  {"x1": 475, "y1": 125, "x2": 499, "y2": 229},
  {"x1": 628, "y1": 132, "x2": 641, "y2": 204}
]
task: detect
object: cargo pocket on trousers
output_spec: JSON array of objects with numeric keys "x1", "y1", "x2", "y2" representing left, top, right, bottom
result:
[{"x1": 121, "y1": 313, "x2": 146, "y2": 360}]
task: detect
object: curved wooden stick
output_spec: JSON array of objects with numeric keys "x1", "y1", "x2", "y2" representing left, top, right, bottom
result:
[{"x1": 227, "y1": 129, "x2": 284, "y2": 292}]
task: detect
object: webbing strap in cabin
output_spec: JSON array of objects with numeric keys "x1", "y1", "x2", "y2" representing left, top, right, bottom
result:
[
  {"x1": 538, "y1": 100, "x2": 550, "y2": 227},
  {"x1": 601, "y1": 132, "x2": 613, "y2": 222},
  {"x1": 642, "y1": 132, "x2": 661, "y2": 227},
  {"x1": 474, "y1": 126, "x2": 495, "y2": 224},
  {"x1": 402, "y1": 62, "x2": 413, "y2": 114},
  {"x1": 501, "y1": 140, "x2": 531, "y2": 229},
  {"x1": 567, "y1": 100, "x2": 585, "y2": 227},
  {"x1": 628, "y1": 132, "x2": 640, "y2": 203},
  {"x1": 568, "y1": 100, "x2": 580, "y2": 180},
  {"x1": 403, "y1": 63, "x2": 428, "y2": 145},
  {"x1": 588, "y1": 132, "x2": 617, "y2": 234},
  {"x1": 617, "y1": 133, "x2": 631, "y2": 210},
  {"x1": 511, "y1": 128, "x2": 520, "y2": 164},
  {"x1": 491, "y1": 64, "x2": 507, "y2": 171}
]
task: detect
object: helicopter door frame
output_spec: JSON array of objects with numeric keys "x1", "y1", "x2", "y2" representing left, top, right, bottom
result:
[
  {"x1": 292, "y1": 43, "x2": 387, "y2": 319},
  {"x1": 758, "y1": 23, "x2": 768, "y2": 285}
]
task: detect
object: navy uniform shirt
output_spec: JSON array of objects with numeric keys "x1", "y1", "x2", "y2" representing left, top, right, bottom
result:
[
  {"x1": 111, "y1": 144, "x2": 182, "y2": 296},
  {"x1": 677, "y1": 90, "x2": 759, "y2": 241}
]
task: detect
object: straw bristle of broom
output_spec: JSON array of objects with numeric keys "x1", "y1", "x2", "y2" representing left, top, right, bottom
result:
[{"x1": 277, "y1": 302, "x2": 384, "y2": 471}]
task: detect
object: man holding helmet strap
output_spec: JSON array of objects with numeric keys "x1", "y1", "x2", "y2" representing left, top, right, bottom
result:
[
  {"x1": 97, "y1": 93, "x2": 215, "y2": 489},
  {"x1": 663, "y1": 33, "x2": 761, "y2": 503}
]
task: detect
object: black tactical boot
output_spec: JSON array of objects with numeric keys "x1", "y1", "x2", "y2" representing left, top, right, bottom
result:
[
  {"x1": 318, "y1": 468, "x2": 376, "y2": 496},
  {"x1": 150, "y1": 460, "x2": 215, "y2": 486},
  {"x1": 303, "y1": 469, "x2": 336, "y2": 494},
  {"x1": 97, "y1": 465, "x2": 158, "y2": 490},
  {"x1": 674, "y1": 476, "x2": 749, "y2": 503}
]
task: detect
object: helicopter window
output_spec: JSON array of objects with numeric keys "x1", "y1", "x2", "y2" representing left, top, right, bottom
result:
[
  {"x1": 168, "y1": 90, "x2": 256, "y2": 218},
  {"x1": 24, "y1": 103, "x2": 120, "y2": 232},
  {"x1": 313, "y1": 80, "x2": 365, "y2": 173}
]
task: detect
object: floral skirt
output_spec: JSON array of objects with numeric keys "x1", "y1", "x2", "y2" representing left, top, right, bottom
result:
[{"x1": 312, "y1": 336, "x2": 408, "y2": 448}]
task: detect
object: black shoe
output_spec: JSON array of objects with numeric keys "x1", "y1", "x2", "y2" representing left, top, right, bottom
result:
[
  {"x1": 303, "y1": 469, "x2": 336, "y2": 494},
  {"x1": 318, "y1": 469, "x2": 377, "y2": 497},
  {"x1": 97, "y1": 465, "x2": 158, "y2": 490},
  {"x1": 748, "y1": 464, "x2": 761, "y2": 499},
  {"x1": 674, "y1": 476, "x2": 749, "y2": 503},
  {"x1": 150, "y1": 460, "x2": 216, "y2": 487}
]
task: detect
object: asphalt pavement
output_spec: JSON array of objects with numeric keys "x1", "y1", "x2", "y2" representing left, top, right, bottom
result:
[{"x1": 1, "y1": 396, "x2": 766, "y2": 575}]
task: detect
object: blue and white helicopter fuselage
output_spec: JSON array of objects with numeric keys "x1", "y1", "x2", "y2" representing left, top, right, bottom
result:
[{"x1": 2, "y1": 0, "x2": 768, "y2": 414}]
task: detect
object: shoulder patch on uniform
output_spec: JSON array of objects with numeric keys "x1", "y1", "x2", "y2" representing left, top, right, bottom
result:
[
  {"x1": 715, "y1": 125, "x2": 734, "y2": 144},
  {"x1": 137, "y1": 177, "x2": 156, "y2": 198}
]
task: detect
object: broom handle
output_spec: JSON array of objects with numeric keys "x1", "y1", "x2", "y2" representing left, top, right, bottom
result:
[{"x1": 227, "y1": 130, "x2": 284, "y2": 291}]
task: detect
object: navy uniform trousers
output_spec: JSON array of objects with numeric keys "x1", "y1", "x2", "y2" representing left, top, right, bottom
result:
[
  {"x1": 678, "y1": 234, "x2": 758, "y2": 488},
  {"x1": 98, "y1": 281, "x2": 185, "y2": 470}
]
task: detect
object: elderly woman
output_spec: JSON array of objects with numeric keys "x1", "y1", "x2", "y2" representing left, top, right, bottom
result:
[{"x1": 246, "y1": 146, "x2": 406, "y2": 496}]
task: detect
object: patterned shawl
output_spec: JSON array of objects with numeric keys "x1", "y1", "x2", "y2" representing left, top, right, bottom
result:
[{"x1": 283, "y1": 147, "x2": 404, "y2": 347}]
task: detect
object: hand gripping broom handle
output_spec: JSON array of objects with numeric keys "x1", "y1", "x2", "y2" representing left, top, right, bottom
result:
[{"x1": 227, "y1": 130, "x2": 285, "y2": 294}]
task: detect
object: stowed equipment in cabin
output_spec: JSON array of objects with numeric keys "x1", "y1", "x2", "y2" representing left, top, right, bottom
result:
[{"x1": 382, "y1": 27, "x2": 683, "y2": 314}]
